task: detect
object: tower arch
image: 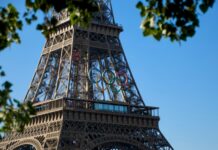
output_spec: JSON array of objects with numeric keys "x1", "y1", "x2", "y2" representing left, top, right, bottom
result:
[
  {"x1": 88, "y1": 136, "x2": 145, "y2": 150},
  {"x1": 9, "y1": 139, "x2": 42, "y2": 150},
  {"x1": 13, "y1": 144, "x2": 36, "y2": 150}
]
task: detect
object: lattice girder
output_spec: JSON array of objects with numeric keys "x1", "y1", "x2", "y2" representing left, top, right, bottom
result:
[
  {"x1": 0, "y1": 1, "x2": 173, "y2": 150},
  {"x1": 24, "y1": 20, "x2": 145, "y2": 112},
  {"x1": 0, "y1": 106, "x2": 173, "y2": 150}
]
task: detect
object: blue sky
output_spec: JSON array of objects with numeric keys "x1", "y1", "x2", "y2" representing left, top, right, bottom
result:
[{"x1": 0, "y1": 0, "x2": 218, "y2": 149}]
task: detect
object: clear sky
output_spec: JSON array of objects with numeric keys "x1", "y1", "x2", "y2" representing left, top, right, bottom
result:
[{"x1": 0, "y1": 0, "x2": 218, "y2": 149}]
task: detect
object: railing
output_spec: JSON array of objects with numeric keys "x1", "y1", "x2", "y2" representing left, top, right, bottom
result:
[
  {"x1": 34, "y1": 99, "x2": 64, "y2": 112},
  {"x1": 33, "y1": 98, "x2": 159, "y2": 117}
]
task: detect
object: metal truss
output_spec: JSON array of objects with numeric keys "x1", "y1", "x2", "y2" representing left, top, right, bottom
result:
[
  {"x1": 52, "y1": 0, "x2": 115, "y2": 25},
  {"x1": 0, "y1": 106, "x2": 173, "y2": 150},
  {"x1": 14, "y1": 145, "x2": 36, "y2": 150},
  {"x1": 24, "y1": 3, "x2": 145, "y2": 113},
  {"x1": 93, "y1": 0, "x2": 115, "y2": 25},
  {"x1": 0, "y1": 1, "x2": 173, "y2": 150}
]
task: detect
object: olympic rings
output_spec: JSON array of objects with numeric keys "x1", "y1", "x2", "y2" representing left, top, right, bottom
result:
[
  {"x1": 110, "y1": 83, "x2": 122, "y2": 93},
  {"x1": 102, "y1": 69, "x2": 116, "y2": 85},
  {"x1": 115, "y1": 71, "x2": 128, "y2": 87},
  {"x1": 89, "y1": 68, "x2": 112, "y2": 92},
  {"x1": 88, "y1": 68, "x2": 101, "y2": 83},
  {"x1": 109, "y1": 71, "x2": 128, "y2": 93},
  {"x1": 88, "y1": 67, "x2": 129, "y2": 93}
]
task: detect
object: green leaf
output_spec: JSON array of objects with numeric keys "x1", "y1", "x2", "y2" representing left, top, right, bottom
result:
[
  {"x1": 154, "y1": 30, "x2": 162, "y2": 41},
  {"x1": 199, "y1": 4, "x2": 208, "y2": 13},
  {"x1": 3, "y1": 81, "x2": 12, "y2": 89},
  {"x1": 136, "y1": 1, "x2": 143, "y2": 9}
]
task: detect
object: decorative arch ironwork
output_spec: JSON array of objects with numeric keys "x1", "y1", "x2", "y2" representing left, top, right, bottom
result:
[
  {"x1": 8, "y1": 139, "x2": 42, "y2": 150},
  {"x1": 92, "y1": 142, "x2": 141, "y2": 150},
  {"x1": 14, "y1": 144, "x2": 36, "y2": 150},
  {"x1": 88, "y1": 137, "x2": 145, "y2": 150}
]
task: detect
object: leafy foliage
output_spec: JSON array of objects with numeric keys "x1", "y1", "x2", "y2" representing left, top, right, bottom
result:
[
  {"x1": 136, "y1": 0, "x2": 215, "y2": 41},
  {"x1": 24, "y1": 0, "x2": 98, "y2": 37},
  {"x1": 0, "y1": 66, "x2": 36, "y2": 132},
  {"x1": 0, "y1": 4, "x2": 22, "y2": 51}
]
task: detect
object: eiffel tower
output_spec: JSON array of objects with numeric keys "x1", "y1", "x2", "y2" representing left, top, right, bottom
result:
[{"x1": 0, "y1": 1, "x2": 173, "y2": 150}]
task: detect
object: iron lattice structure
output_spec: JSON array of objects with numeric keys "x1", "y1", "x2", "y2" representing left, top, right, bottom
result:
[{"x1": 0, "y1": 1, "x2": 173, "y2": 150}]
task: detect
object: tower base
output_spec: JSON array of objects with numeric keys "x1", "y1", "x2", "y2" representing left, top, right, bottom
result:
[{"x1": 0, "y1": 99, "x2": 173, "y2": 150}]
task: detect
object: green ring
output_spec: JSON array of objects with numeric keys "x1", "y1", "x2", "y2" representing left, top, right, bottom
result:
[
  {"x1": 102, "y1": 69, "x2": 116, "y2": 85},
  {"x1": 110, "y1": 83, "x2": 121, "y2": 93}
]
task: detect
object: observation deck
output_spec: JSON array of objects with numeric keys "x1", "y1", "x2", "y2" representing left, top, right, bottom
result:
[{"x1": 33, "y1": 98, "x2": 159, "y2": 117}]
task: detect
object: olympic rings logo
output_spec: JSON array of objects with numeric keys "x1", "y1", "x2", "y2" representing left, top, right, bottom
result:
[{"x1": 88, "y1": 67, "x2": 129, "y2": 93}]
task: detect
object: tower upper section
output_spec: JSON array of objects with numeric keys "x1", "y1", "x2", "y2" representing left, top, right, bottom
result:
[
  {"x1": 24, "y1": 0, "x2": 146, "y2": 113},
  {"x1": 52, "y1": 0, "x2": 115, "y2": 26}
]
